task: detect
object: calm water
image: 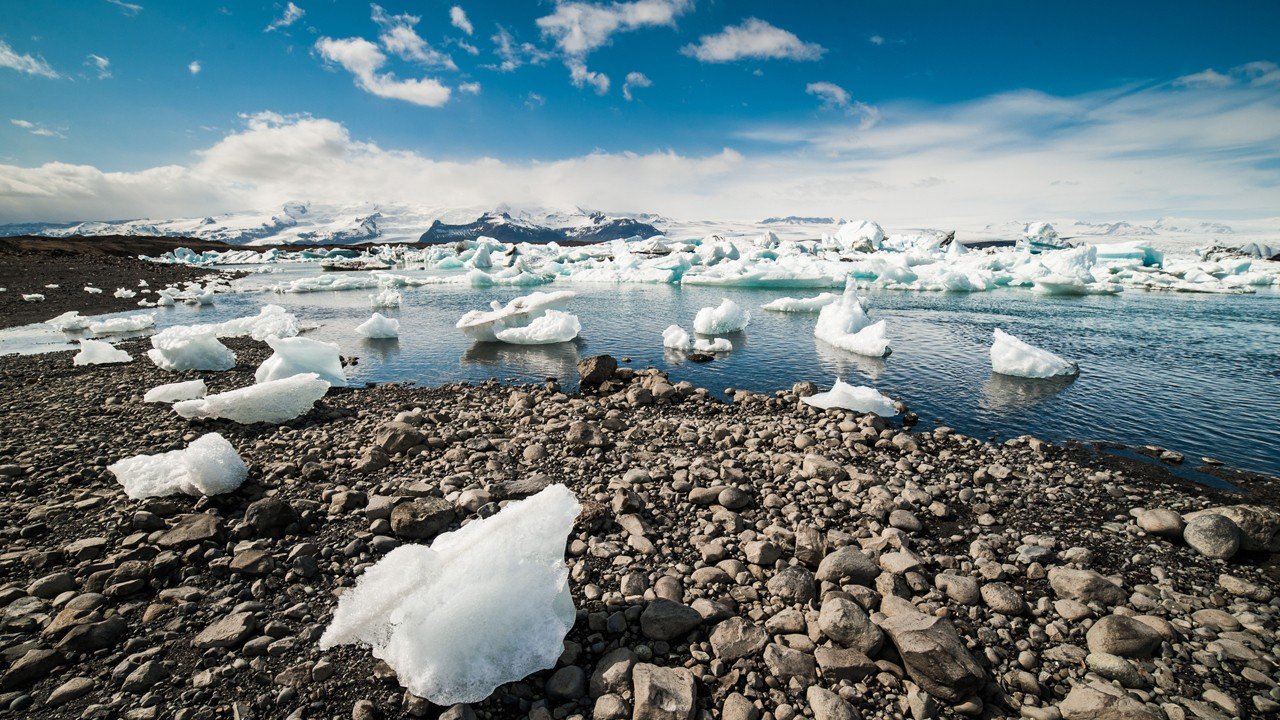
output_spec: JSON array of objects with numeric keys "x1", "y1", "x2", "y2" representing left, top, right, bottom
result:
[{"x1": 4, "y1": 264, "x2": 1278, "y2": 476}]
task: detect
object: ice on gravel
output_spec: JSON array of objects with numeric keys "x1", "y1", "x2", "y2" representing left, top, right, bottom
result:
[
  {"x1": 457, "y1": 290, "x2": 576, "y2": 342},
  {"x1": 761, "y1": 293, "x2": 839, "y2": 313},
  {"x1": 89, "y1": 313, "x2": 155, "y2": 335},
  {"x1": 173, "y1": 373, "x2": 330, "y2": 424},
  {"x1": 356, "y1": 312, "x2": 401, "y2": 339},
  {"x1": 46, "y1": 311, "x2": 91, "y2": 331},
  {"x1": 814, "y1": 291, "x2": 891, "y2": 357},
  {"x1": 109, "y1": 432, "x2": 248, "y2": 500},
  {"x1": 22, "y1": 294, "x2": 45, "y2": 302},
  {"x1": 803, "y1": 379, "x2": 898, "y2": 415},
  {"x1": 371, "y1": 289, "x2": 403, "y2": 308},
  {"x1": 693, "y1": 298, "x2": 750, "y2": 334},
  {"x1": 493, "y1": 310, "x2": 580, "y2": 344},
  {"x1": 255, "y1": 337, "x2": 347, "y2": 387},
  {"x1": 319, "y1": 485, "x2": 581, "y2": 705},
  {"x1": 73, "y1": 339, "x2": 132, "y2": 365},
  {"x1": 990, "y1": 328, "x2": 1078, "y2": 378},
  {"x1": 144, "y1": 379, "x2": 208, "y2": 404},
  {"x1": 147, "y1": 326, "x2": 237, "y2": 372},
  {"x1": 113, "y1": 288, "x2": 136, "y2": 299}
]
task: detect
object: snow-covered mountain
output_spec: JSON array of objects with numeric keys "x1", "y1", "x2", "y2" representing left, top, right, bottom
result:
[{"x1": 418, "y1": 211, "x2": 661, "y2": 244}]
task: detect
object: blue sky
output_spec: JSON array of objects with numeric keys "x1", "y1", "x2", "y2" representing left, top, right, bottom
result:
[{"x1": 1, "y1": 1, "x2": 1278, "y2": 223}]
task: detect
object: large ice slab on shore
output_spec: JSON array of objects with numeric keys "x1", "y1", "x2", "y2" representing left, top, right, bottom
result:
[
  {"x1": 356, "y1": 312, "x2": 401, "y2": 339},
  {"x1": 990, "y1": 329, "x2": 1079, "y2": 378},
  {"x1": 320, "y1": 485, "x2": 581, "y2": 705},
  {"x1": 74, "y1": 339, "x2": 132, "y2": 365},
  {"x1": 147, "y1": 326, "x2": 237, "y2": 372},
  {"x1": 814, "y1": 291, "x2": 891, "y2": 357},
  {"x1": 803, "y1": 379, "x2": 898, "y2": 416},
  {"x1": 46, "y1": 311, "x2": 91, "y2": 331},
  {"x1": 493, "y1": 310, "x2": 580, "y2": 344},
  {"x1": 255, "y1": 336, "x2": 347, "y2": 387},
  {"x1": 144, "y1": 379, "x2": 208, "y2": 404},
  {"x1": 693, "y1": 298, "x2": 750, "y2": 334},
  {"x1": 173, "y1": 373, "x2": 329, "y2": 424},
  {"x1": 108, "y1": 432, "x2": 248, "y2": 500}
]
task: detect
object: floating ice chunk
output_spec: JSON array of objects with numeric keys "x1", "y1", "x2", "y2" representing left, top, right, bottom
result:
[
  {"x1": 214, "y1": 304, "x2": 299, "y2": 340},
  {"x1": 109, "y1": 433, "x2": 248, "y2": 500},
  {"x1": 147, "y1": 326, "x2": 237, "y2": 372},
  {"x1": 456, "y1": 290, "x2": 576, "y2": 342},
  {"x1": 693, "y1": 298, "x2": 749, "y2": 334},
  {"x1": 493, "y1": 310, "x2": 580, "y2": 344},
  {"x1": 371, "y1": 289, "x2": 403, "y2": 308},
  {"x1": 694, "y1": 337, "x2": 732, "y2": 353},
  {"x1": 46, "y1": 311, "x2": 91, "y2": 331},
  {"x1": 357, "y1": 312, "x2": 401, "y2": 339},
  {"x1": 84, "y1": 286, "x2": 103, "y2": 294},
  {"x1": 662, "y1": 325, "x2": 692, "y2": 351},
  {"x1": 173, "y1": 373, "x2": 329, "y2": 424},
  {"x1": 255, "y1": 337, "x2": 347, "y2": 387},
  {"x1": 74, "y1": 339, "x2": 132, "y2": 365},
  {"x1": 803, "y1": 379, "x2": 897, "y2": 415},
  {"x1": 813, "y1": 292, "x2": 891, "y2": 357},
  {"x1": 761, "y1": 292, "x2": 839, "y2": 313},
  {"x1": 89, "y1": 313, "x2": 155, "y2": 335},
  {"x1": 144, "y1": 379, "x2": 208, "y2": 404},
  {"x1": 990, "y1": 329, "x2": 1078, "y2": 379},
  {"x1": 319, "y1": 485, "x2": 581, "y2": 705},
  {"x1": 22, "y1": 294, "x2": 44, "y2": 302},
  {"x1": 1032, "y1": 276, "x2": 1122, "y2": 296},
  {"x1": 156, "y1": 293, "x2": 176, "y2": 307},
  {"x1": 113, "y1": 288, "x2": 137, "y2": 299}
]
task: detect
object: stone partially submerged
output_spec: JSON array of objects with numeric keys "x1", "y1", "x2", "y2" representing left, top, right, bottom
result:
[
  {"x1": 802, "y1": 379, "x2": 897, "y2": 416},
  {"x1": 173, "y1": 373, "x2": 330, "y2": 424},
  {"x1": 320, "y1": 485, "x2": 581, "y2": 705},
  {"x1": 990, "y1": 329, "x2": 1078, "y2": 378},
  {"x1": 108, "y1": 433, "x2": 248, "y2": 500}
]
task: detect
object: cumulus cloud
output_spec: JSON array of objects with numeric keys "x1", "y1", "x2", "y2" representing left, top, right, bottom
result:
[
  {"x1": 105, "y1": 0, "x2": 142, "y2": 16},
  {"x1": 682, "y1": 18, "x2": 825, "y2": 63},
  {"x1": 371, "y1": 4, "x2": 455, "y2": 69},
  {"x1": 85, "y1": 54, "x2": 111, "y2": 79},
  {"x1": 536, "y1": 0, "x2": 691, "y2": 56},
  {"x1": 458, "y1": 81, "x2": 481, "y2": 94},
  {"x1": 0, "y1": 40, "x2": 60, "y2": 79},
  {"x1": 490, "y1": 26, "x2": 552, "y2": 71},
  {"x1": 567, "y1": 59, "x2": 609, "y2": 94},
  {"x1": 188, "y1": 60, "x2": 202, "y2": 75},
  {"x1": 10, "y1": 119, "x2": 66, "y2": 139},
  {"x1": 622, "y1": 71, "x2": 651, "y2": 101},
  {"x1": 805, "y1": 82, "x2": 879, "y2": 128},
  {"x1": 315, "y1": 37, "x2": 451, "y2": 107},
  {"x1": 450, "y1": 6, "x2": 473, "y2": 35},
  {"x1": 265, "y1": 2, "x2": 305, "y2": 32}
]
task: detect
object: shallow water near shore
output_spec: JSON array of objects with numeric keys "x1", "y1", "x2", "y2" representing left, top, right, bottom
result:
[{"x1": 4, "y1": 263, "x2": 1279, "y2": 476}]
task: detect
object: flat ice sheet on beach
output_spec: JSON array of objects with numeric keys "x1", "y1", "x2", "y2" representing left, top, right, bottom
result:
[
  {"x1": 803, "y1": 379, "x2": 898, "y2": 416},
  {"x1": 173, "y1": 373, "x2": 329, "y2": 424}
]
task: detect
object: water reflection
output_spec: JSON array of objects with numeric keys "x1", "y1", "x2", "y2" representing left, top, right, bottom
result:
[
  {"x1": 359, "y1": 337, "x2": 401, "y2": 363},
  {"x1": 813, "y1": 339, "x2": 888, "y2": 381},
  {"x1": 981, "y1": 372, "x2": 1078, "y2": 409},
  {"x1": 461, "y1": 339, "x2": 584, "y2": 378}
]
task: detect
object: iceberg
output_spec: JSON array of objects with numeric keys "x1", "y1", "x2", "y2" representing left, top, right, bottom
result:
[
  {"x1": 662, "y1": 324, "x2": 692, "y2": 351},
  {"x1": 108, "y1": 433, "x2": 248, "y2": 500},
  {"x1": 990, "y1": 329, "x2": 1079, "y2": 379},
  {"x1": 827, "y1": 220, "x2": 885, "y2": 253},
  {"x1": 173, "y1": 373, "x2": 330, "y2": 424},
  {"x1": 356, "y1": 312, "x2": 401, "y2": 339},
  {"x1": 371, "y1": 289, "x2": 403, "y2": 308},
  {"x1": 493, "y1": 310, "x2": 580, "y2": 345},
  {"x1": 46, "y1": 311, "x2": 91, "y2": 331},
  {"x1": 147, "y1": 326, "x2": 237, "y2": 372},
  {"x1": 693, "y1": 298, "x2": 750, "y2": 334},
  {"x1": 802, "y1": 379, "x2": 898, "y2": 416},
  {"x1": 320, "y1": 485, "x2": 581, "y2": 705},
  {"x1": 255, "y1": 337, "x2": 347, "y2": 387},
  {"x1": 814, "y1": 291, "x2": 891, "y2": 357},
  {"x1": 694, "y1": 337, "x2": 732, "y2": 353},
  {"x1": 73, "y1": 339, "x2": 132, "y2": 365},
  {"x1": 456, "y1": 290, "x2": 576, "y2": 342},
  {"x1": 89, "y1": 313, "x2": 155, "y2": 335},
  {"x1": 214, "y1": 305, "x2": 300, "y2": 340},
  {"x1": 144, "y1": 379, "x2": 208, "y2": 404},
  {"x1": 761, "y1": 292, "x2": 840, "y2": 313}
]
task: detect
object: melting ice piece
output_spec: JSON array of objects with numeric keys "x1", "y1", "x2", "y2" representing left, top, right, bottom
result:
[
  {"x1": 456, "y1": 290, "x2": 577, "y2": 342},
  {"x1": 144, "y1": 379, "x2": 208, "y2": 404},
  {"x1": 371, "y1": 289, "x2": 403, "y2": 309},
  {"x1": 662, "y1": 325, "x2": 692, "y2": 351},
  {"x1": 173, "y1": 373, "x2": 330, "y2": 424},
  {"x1": 214, "y1": 305, "x2": 300, "y2": 340},
  {"x1": 493, "y1": 310, "x2": 580, "y2": 345},
  {"x1": 693, "y1": 298, "x2": 750, "y2": 335},
  {"x1": 113, "y1": 288, "x2": 136, "y2": 299},
  {"x1": 255, "y1": 337, "x2": 347, "y2": 387},
  {"x1": 74, "y1": 339, "x2": 132, "y2": 366},
  {"x1": 320, "y1": 485, "x2": 581, "y2": 705},
  {"x1": 147, "y1": 326, "x2": 237, "y2": 372},
  {"x1": 761, "y1": 293, "x2": 840, "y2": 313},
  {"x1": 84, "y1": 286, "x2": 103, "y2": 294},
  {"x1": 22, "y1": 294, "x2": 45, "y2": 302},
  {"x1": 694, "y1": 337, "x2": 732, "y2": 353},
  {"x1": 990, "y1": 329, "x2": 1079, "y2": 379},
  {"x1": 109, "y1": 432, "x2": 248, "y2": 500},
  {"x1": 803, "y1": 379, "x2": 897, "y2": 416},
  {"x1": 89, "y1": 313, "x2": 155, "y2": 335},
  {"x1": 46, "y1": 311, "x2": 91, "y2": 332},
  {"x1": 357, "y1": 312, "x2": 401, "y2": 339},
  {"x1": 813, "y1": 292, "x2": 891, "y2": 357}
]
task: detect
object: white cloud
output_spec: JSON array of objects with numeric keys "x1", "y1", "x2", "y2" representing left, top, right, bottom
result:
[
  {"x1": 105, "y1": 0, "x2": 142, "y2": 16},
  {"x1": 450, "y1": 6, "x2": 473, "y2": 35},
  {"x1": 0, "y1": 40, "x2": 60, "y2": 79},
  {"x1": 1236, "y1": 60, "x2": 1280, "y2": 87},
  {"x1": 188, "y1": 60, "x2": 202, "y2": 75},
  {"x1": 490, "y1": 26, "x2": 552, "y2": 71},
  {"x1": 536, "y1": 0, "x2": 691, "y2": 56},
  {"x1": 567, "y1": 59, "x2": 609, "y2": 94},
  {"x1": 10, "y1": 119, "x2": 65, "y2": 139},
  {"x1": 265, "y1": 2, "x2": 305, "y2": 32},
  {"x1": 869, "y1": 35, "x2": 884, "y2": 46},
  {"x1": 371, "y1": 4, "x2": 456, "y2": 69},
  {"x1": 1174, "y1": 60, "x2": 1280, "y2": 89},
  {"x1": 525, "y1": 92, "x2": 545, "y2": 109},
  {"x1": 315, "y1": 37, "x2": 451, "y2": 107},
  {"x1": 622, "y1": 71, "x2": 651, "y2": 101},
  {"x1": 805, "y1": 81, "x2": 879, "y2": 128},
  {"x1": 458, "y1": 81, "x2": 481, "y2": 94},
  {"x1": 681, "y1": 18, "x2": 825, "y2": 63},
  {"x1": 85, "y1": 54, "x2": 111, "y2": 79},
  {"x1": 1173, "y1": 68, "x2": 1233, "y2": 89}
]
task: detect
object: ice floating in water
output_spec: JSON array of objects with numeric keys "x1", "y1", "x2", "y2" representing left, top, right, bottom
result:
[
  {"x1": 89, "y1": 313, "x2": 155, "y2": 335},
  {"x1": 457, "y1": 290, "x2": 576, "y2": 342},
  {"x1": 990, "y1": 328, "x2": 1079, "y2": 379},
  {"x1": 147, "y1": 326, "x2": 236, "y2": 372},
  {"x1": 356, "y1": 312, "x2": 401, "y2": 339},
  {"x1": 761, "y1": 292, "x2": 840, "y2": 313},
  {"x1": 813, "y1": 291, "x2": 891, "y2": 357},
  {"x1": 74, "y1": 339, "x2": 132, "y2": 365},
  {"x1": 255, "y1": 337, "x2": 347, "y2": 387},
  {"x1": 493, "y1": 310, "x2": 580, "y2": 345},
  {"x1": 662, "y1": 325, "x2": 692, "y2": 351},
  {"x1": 173, "y1": 373, "x2": 329, "y2": 424},
  {"x1": 319, "y1": 484, "x2": 581, "y2": 705},
  {"x1": 46, "y1": 311, "x2": 91, "y2": 332},
  {"x1": 371, "y1": 289, "x2": 403, "y2": 308},
  {"x1": 694, "y1": 337, "x2": 732, "y2": 353},
  {"x1": 214, "y1": 304, "x2": 300, "y2": 340},
  {"x1": 109, "y1": 432, "x2": 248, "y2": 500},
  {"x1": 693, "y1": 298, "x2": 750, "y2": 334},
  {"x1": 144, "y1": 379, "x2": 208, "y2": 404},
  {"x1": 803, "y1": 379, "x2": 898, "y2": 416}
]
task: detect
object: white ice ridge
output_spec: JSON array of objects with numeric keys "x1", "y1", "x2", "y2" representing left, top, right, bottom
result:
[
  {"x1": 88, "y1": 313, "x2": 155, "y2": 335},
  {"x1": 173, "y1": 373, "x2": 330, "y2": 424},
  {"x1": 147, "y1": 326, "x2": 237, "y2": 372},
  {"x1": 990, "y1": 328, "x2": 1079, "y2": 379},
  {"x1": 803, "y1": 379, "x2": 898, "y2": 416},
  {"x1": 693, "y1": 298, "x2": 750, "y2": 335},
  {"x1": 144, "y1": 379, "x2": 208, "y2": 404},
  {"x1": 761, "y1": 293, "x2": 839, "y2": 313},
  {"x1": 356, "y1": 312, "x2": 401, "y2": 339},
  {"x1": 456, "y1": 290, "x2": 576, "y2": 342},
  {"x1": 493, "y1": 310, "x2": 580, "y2": 345},
  {"x1": 73, "y1": 339, "x2": 132, "y2": 365},
  {"x1": 255, "y1": 337, "x2": 347, "y2": 387},
  {"x1": 46, "y1": 311, "x2": 91, "y2": 331},
  {"x1": 108, "y1": 432, "x2": 248, "y2": 500},
  {"x1": 319, "y1": 485, "x2": 581, "y2": 705},
  {"x1": 813, "y1": 290, "x2": 891, "y2": 357},
  {"x1": 370, "y1": 289, "x2": 403, "y2": 308}
]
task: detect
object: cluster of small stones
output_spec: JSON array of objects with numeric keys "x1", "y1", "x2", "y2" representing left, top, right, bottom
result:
[{"x1": 0, "y1": 339, "x2": 1277, "y2": 720}]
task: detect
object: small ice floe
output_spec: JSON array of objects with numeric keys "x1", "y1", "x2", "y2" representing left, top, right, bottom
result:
[
  {"x1": 109, "y1": 432, "x2": 248, "y2": 500},
  {"x1": 73, "y1": 339, "x2": 133, "y2": 366},
  {"x1": 22, "y1": 294, "x2": 44, "y2": 302},
  {"x1": 174, "y1": 373, "x2": 330, "y2": 424},
  {"x1": 89, "y1": 313, "x2": 155, "y2": 335},
  {"x1": 662, "y1": 325, "x2": 692, "y2": 351},
  {"x1": 357, "y1": 312, "x2": 400, "y2": 339},
  {"x1": 45, "y1": 311, "x2": 91, "y2": 332},
  {"x1": 147, "y1": 326, "x2": 237, "y2": 372},
  {"x1": 214, "y1": 304, "x2": 299, "y2": 341},
  {"x1": 84, "y1": 286, "x2": 103, "y2": 294},
  {"x1": 761, "y1": 293, "x2": 839, "y2": 313},
  {"x1": 693, "y1": 298, "x2": 749, "y2": 334},
  {"x1": 156, "y1": 292, "x2": 176, "y2": 307},
  {"x1": 371, "y1": 289, "x2": 403, "y2": 309},
  {"x1": 813, "y1": 290, "x2": 891, "y2": 357},
  {"x1": 457, "y1": 290, "x2": 576, "y2": 342},
  {"x1": 990, "y1": 329, "x2": 1079, "y2": 379},
  {"x1": 144, "y1": 379, "x2": 208, "y2": 404},
  {"x1": 255, "y1": 337, "x2": 347, "y2": 387},
  {"x1": 493, "y1": 310, "x2": 580, "y2": 345},
  {"x1": 694, "y1": 337, "x2": 732, "y2": 353},
  {"x1": 113, "y1": 288, "x2": 137, "y2": 299},
  {"x1": 320, "y1": 485, "x2": 580, "y2": 705},
  {"x1": 194, "y1": 288, "x2": 215, "y2": 305},
  {"x1": 802, "y1": 379, "x2": 898, "y2": 416}
]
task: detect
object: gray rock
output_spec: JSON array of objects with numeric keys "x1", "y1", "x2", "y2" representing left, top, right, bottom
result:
[
  {"x1": 879, "y1": 610, "x2": 984, "y2": 703},
  {"x1": 1047, "y1": 567, "x2": 1126, "y2": 606},
  {"x1": 818, "y1": 597, "x2": 883, "y2": 654},
  {"x1": 767, "y1": 565, "x2": 817, "y2": 604},
  {"x1": 577, "y1": 355, "x2": 618, "y2": 387},
  {"x1": 593, "y1": 694, "x2": 630, "y2": 720},
  {"x1": 590, "y1": 648, "x2": 636, "y2": 697},
  {"x1": 980, "y1": 582, "x2": 1026, "y2": 616},
  {"x1": 762, "y1": 643, "x2": 817, "y2": 684},
  {"x1": 193, "y1": 611, "x2": 258, "y2": 649},
  {"x1": 567, "y1": 421, "x2": 607, "y2": 447},
  {"x1": 709, "y1": 617, "x2": 768, "y2": 661},
  {"x1": 1183, "y1": 514, "x2": 1241, "y2": 559},
  {"x1": 46, "y1": 676, "x2": 94, "y2": 707},
  {"x1": 156, "y1": 513, "x2": 220, "y2": 547},
  {"x1": 935, "y1": 574, "x2": 981, "y2": 605},
  {"x1": 1133, "y1": 508, "x2": 1184, "y2": 538},
  {"x1": 122, "y1": 660, "x2": 168, "y2": 693},
  {"x1": 390, "y1": 498, "x2": 456, "y2": 539},
  {"x1": 243, "y1": 497, "x2": 296, "y2": 535},
  {"x1": 374, "y1": 421, "x2": 425, "y2": 455},
  {"x1": 814, "y1": 647, "x2": 876, "y2": 681},
  {"x1": 1085, "y1": 615, "x2": 1162, "y2": 658},
  {"x1": 545, "y1": 665, "x2": 586, "y2": 701},
  {"x1": 806, "y1": 685, "x2": 859, "y2": 720},
  {"x1": 1058, "y1": 680, "x2": 1161, "y2": 720},
  {"x1": 1185, "y1": 504, "x2": 1280, "y2": 552},
  {"x1": 722, "y1": 692, "x2": 759, "y2": 720},
  {"x1": 816, "y1": 547, "x2": 879, "y2": 586},
  {"x1": 631, "y1": 663, "x2": 695, "y2": 720},
  {"x1": 640, "y1": 599, "x2": 702, "y2": 641}
]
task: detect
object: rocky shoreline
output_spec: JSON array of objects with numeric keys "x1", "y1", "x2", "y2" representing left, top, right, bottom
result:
[{"x1": 0, "y1": 337, "x2": 1277, "y2": 720}]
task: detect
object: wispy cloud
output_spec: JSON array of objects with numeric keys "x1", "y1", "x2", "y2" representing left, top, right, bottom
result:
[
  {"x1": 315, "y1": 37, "x2": 451, "y2": 107},
  {"x1": 567, "y1": 59, "x2": 609, "y2": 94},
  {"x1": 805, "y1": 81, "x2": 879, "y2": 128},
  {"x1": 622, "y1": 71, "x2": 651, "y2": 101},
  {"x1": 0, "y1": 40, "x2": 60, "y2": 79},
  {"x1": 458, "y1": 81, "x2": 481, "y2": 95},
  {"x1": 265, "y1": 2, "x2": 305, "y2": 32},
  {"x1": 105, "y1": 0, "x2": 142, "y2": 17},
  {"x1": 450, "y1": 6, "x2": 473, "y2": 36},
  {"x1": 10, "y1": 119, "x2": 65, "y2": 139},
  {"x1": 371, "y1": 4, "x2": 455, "y2": 69},
  {"x1": 490, "y1": 25, "x2": 551, "y2": 72},
  {"x1": 537, "y1": 0, "x2": 690, "y2": 93},
  {"x1": 85, "y1": 54, "x2": 111, "y2": 79},
  {"x1": 682, "y1": 18, "x2": 825, "y2": 63}
]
